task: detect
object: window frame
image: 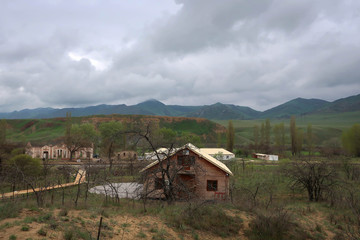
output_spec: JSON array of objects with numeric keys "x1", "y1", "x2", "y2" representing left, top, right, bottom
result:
[{"x1": 207, "y1": 180, "x2": 218, "y2": 191}]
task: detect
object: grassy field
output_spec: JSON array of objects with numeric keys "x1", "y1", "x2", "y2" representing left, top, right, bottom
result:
[
  {"x1": 6, "y1": 119, "x2": 67, "y2": 144},
  {"x1": 1, "y1": 158, "x2": 360, "y2": 239},
  {"x1": 215, "y1": 111, "x2": 360, "y2": 146}
]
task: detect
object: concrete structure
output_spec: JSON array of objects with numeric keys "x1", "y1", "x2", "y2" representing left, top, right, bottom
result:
[
  {"x1": 140, "y1": 143, "x2": 233, "y2": 201},
  {"x1": 200, "y1": 148, "x2": 235, "y2": 160},
  {"x1": 25, "y1": 142, "x2": 93, "y2": 160},
  {"x1": 144, "y1": 148, "x2": 177, "y2": 160},
  {"x1": 115, "y1": 150, "x2": 138, "y2": 161},
  {"x1": 253, "y1": 153, "x2": 279, "y2": 161}
]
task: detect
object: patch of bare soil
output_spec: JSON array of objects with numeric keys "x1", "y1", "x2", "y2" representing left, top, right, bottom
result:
[{"x1": 296, "y1": 207, "x2": 336, "y2": 240}]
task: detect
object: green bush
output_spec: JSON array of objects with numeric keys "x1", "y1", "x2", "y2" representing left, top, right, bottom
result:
[
  {"x1": 5, "y1": 154, "x2": 43, "y2": 177},
  {"x1": 21, "y1": 225, "x2": 30, "y2": 231},
  {"x1": 9, "y1": 235, "x2": 17, "y2": 240},
  {"x1": 245, "y1": 208, "x2": 308, "y2": 240},
  {"x1": 37, "y1": 213, "x2": 53, "y2": 223}
]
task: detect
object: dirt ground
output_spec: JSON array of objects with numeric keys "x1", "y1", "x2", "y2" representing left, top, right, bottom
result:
[
  {"x1": 0, "y1": 208, "x2": 247, "y2": 240},
  {"x1": 0, "y1": 205, "x2": 342, "y2": 240}
]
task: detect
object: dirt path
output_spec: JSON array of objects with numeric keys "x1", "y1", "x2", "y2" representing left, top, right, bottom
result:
[{"x1": 0, "y1": 170, "x2": 86, "y2": 199}]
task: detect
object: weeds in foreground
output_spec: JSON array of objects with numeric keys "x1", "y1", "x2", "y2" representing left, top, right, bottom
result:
[
  {"x1": 164, "y1": 203, "x2": 242, "y2": 237},
  {"x1": 0, "y1": 202, "x2": 21, "y2": 220},
  {"x1": 21, "y1": 225, "x2": 30, "y2": 231},
  {"x1": 37, "y1": 227, "x2": 47, "y2": 236},
  {"x1": 9, "y1": 235, "x2": 17, "y2": 240},
  {"x1": 136, "y1": 230, "x2": 147, "y2": 238},
  {"x1": 63, "y1": 227, "x2": 93, "y2": 240},
  {"x1": 151, "y1": 228, "x2": 169, "y2": 240},
  {"x1": 245, "y1": 207, "x2": 309, "y2": 240}
]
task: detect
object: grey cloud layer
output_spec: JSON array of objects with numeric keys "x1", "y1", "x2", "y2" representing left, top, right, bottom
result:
[{"x1": 0, "y1": 0, "x2": 359, "y2": 112}]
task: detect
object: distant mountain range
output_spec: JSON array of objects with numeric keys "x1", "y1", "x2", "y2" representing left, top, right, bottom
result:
[{"x1": 1, "y1": 94, "x2": 359, "y2": 120}]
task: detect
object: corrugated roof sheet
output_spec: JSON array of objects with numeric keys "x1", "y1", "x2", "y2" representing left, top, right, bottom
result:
[{"x1": 200, "y1": 148, "x2": 234, "y2": 155}]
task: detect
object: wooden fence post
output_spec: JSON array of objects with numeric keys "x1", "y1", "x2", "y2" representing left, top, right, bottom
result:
[{"x1": 97, "y1": 216, "x2": 103, "y2": 240}]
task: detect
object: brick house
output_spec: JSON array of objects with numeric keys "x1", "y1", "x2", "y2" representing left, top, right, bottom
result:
[{"x1": 140, "y1": 143, "x2": 233, "y2": 201}]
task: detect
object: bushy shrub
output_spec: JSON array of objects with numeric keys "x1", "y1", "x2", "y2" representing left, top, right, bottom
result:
[
  {"x1": 37, "y1": 213, "x2": 53, "y2": 223},
  {"x1": 37, "y1": 227, "x2": 47, "y2": 236},
  {"x1": 245, "y1": 208, "x2": 308, "y2": 240},
  {"x1": 9, "y1": 235, "x2": 17, "y2": 240},
  {"x1": 21, "y1": 225, "x2": 30, "y2": 231},
  {"x1": 165, "y1": 203, "x2": 242, "y2": 237},
  {"x1": 64, "y1": 229, "x2": 74, "y2": 240},
  {"x1": 64, "y1": 227, "x2": 93, "y2": 240}
]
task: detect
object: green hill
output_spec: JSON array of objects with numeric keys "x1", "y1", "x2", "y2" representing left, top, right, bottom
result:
[
  {"x1": 186, "y1": 103, "x2": 260, "y2": 120},
  {"x1": 316, "y1": 93, "x2": 360, "y2": 113},
  {"x1": 5, "y1": 115, "x2": 225, "y2": 145},
  {"x1": 260, "y1": 98, "x2": 329, "y2": 119}
]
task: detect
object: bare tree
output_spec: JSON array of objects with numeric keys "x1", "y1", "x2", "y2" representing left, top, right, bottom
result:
[
  {"x1": 283, "y1": 159, "x2": 337, "y2": 201},
  {"x1": 55, "y1": 166, "x2": 73, "y2": 205},
  {"x1": 134, "y1": 123, "x2": 201, "y2": 204}
]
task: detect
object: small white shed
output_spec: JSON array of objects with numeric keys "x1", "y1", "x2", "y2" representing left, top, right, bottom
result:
[{"x1": 254, "y1": 153, "x2": 278, "y2": 161}]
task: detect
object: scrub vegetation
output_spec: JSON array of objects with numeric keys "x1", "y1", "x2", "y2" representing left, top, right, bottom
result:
[{"x1": 0, "y1": 112, "x2": 360, "y2": 239}]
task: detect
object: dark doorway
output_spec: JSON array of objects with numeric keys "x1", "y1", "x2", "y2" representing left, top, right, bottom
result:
[{"x1": 178, "y1": 174, "x2": 196, "y2": 200}]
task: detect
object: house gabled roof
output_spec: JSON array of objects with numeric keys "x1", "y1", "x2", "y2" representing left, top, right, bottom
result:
[{"x1": 140, "y1": 143, "x2": 233, "y2": 176}]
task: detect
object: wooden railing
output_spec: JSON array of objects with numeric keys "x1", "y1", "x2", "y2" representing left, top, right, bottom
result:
[{"x1": 214, "y1": 191, "x2": 226, "y2": 200}]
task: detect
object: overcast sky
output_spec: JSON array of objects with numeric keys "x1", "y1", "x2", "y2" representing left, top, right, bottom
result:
[{"x1": 1, "y1": 0, "x2": 360, "y2": 112}]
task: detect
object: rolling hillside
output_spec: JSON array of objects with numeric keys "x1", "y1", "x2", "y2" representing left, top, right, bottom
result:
[
  {"x1": 5, "y1": 115, "x2": 225, "y2": 145},
  {"x1": 315, "y1": 93, "x2": 360, "y2": 113},
  {"x1": 260, "y1": 98, "x2": 329, "y2": 119},
  {"x1": 185, "y1": 102, "x2": 260, "y2": 120}
]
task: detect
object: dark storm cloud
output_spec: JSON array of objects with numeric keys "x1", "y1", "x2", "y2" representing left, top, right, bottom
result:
[{"x1": 0, "y1": 0, "x2": 359, "y2": 112}]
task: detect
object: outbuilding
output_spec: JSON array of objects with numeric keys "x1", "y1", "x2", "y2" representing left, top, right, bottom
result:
[{"x1": 253, "y1": 153, "x2": 279, "y2": 161}]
